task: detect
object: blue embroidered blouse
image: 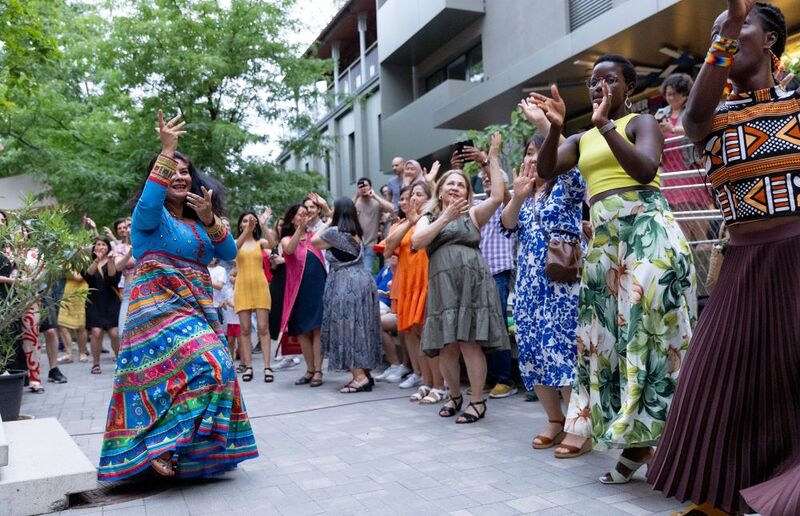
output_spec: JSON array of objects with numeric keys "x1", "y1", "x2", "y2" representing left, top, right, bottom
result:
[{"x1": 130, "y1": 155, "x2": 236, "y2": 264}]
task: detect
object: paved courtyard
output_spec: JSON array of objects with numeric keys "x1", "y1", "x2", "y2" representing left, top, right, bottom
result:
[{"x1": 21, "y1": 352, "x2": 686, "y2": 516}]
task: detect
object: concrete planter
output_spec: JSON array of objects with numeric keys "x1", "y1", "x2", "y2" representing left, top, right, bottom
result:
[{"x1": 0, "y1": 370, "x2": 25, "y2": 422}]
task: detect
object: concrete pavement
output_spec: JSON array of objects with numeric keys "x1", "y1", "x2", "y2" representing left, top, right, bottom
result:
[{"x1": 20, "y1": 352, "x2": 686, "y2": 515}]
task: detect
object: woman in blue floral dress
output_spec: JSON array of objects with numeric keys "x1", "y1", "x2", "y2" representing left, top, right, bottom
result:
[{"x1": 502, "y1": 135, "x2": 586, "y2": 450}]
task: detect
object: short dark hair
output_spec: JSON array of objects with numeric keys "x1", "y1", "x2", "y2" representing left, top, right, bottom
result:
[
  {"x1": 91, "y1": 235, "x2": 112, "y2": 260},
  {"x1": 594, "y1": 54, "x2": 637, "y2": 86},
  {"x1": 331, "y1": 197, "x2": 363, "y2": 237},
  {"x1": 524, "y1": 134, "x2": 546, "y2": 155},
  {"x1": 113, "y1": 217, "x2": 128, "y2": 232},
  {"x1": 660, "y1": 73, "x2": 693, "y2": 98},
  {"x1": 236, "y1": 211, "x2": 262, "y2": 240},
  {"x1": 356, "y1": 177, "x2": 371, "y2": 187}
]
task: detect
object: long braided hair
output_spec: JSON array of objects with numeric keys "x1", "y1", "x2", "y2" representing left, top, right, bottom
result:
[{"x1": 753, "y1": 2, "x2": 786, "y2": 78}]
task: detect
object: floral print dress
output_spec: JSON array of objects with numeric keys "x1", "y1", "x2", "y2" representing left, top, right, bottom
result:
[
  {"x1": 503, "y1": 170, "x2": 585, "y2": 390},
  {"x1": 565, "y1": 189, "x2": 696, "y2": 450}
]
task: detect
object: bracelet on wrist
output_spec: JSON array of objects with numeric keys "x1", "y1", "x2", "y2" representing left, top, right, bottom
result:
[
  {"x1": 598, "y1": 120, "x2": 617, "y2": 136},
  {"x1": 711, "y1": 34, "x2": 739, "y2": 55},
  {"x1": 705, "y1": 51, "x2": 734, "y2": 68}
]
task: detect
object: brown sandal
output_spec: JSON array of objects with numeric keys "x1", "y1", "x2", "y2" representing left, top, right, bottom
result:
[
  {"x1": 151, "y1": 452, "x2": 176, "y2": 477},
  {"x1": 309, "y1": 371, "x2": 323, "y2": 387},
  {"x1": 532, "y1": 419, "x2": 566, "y2": 449},
  {"x1": 553, "y1": 438, "x2": 592, "y2": 459}
]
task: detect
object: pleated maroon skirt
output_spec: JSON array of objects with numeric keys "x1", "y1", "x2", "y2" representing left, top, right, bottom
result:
[{"x1": 646, "y1": 221, "x2": 800, "y2": 515}]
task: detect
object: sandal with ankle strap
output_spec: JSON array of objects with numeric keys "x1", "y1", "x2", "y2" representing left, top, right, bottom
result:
[
  {"x1": 339, "y1": 377, "x2": 372, "y2": 393},
  {"x1": 264, "y1": 367, "x2": 274, "y2": 383},
  {"x1": 241, "y1": 366, "x2": 253, "y2": 382},
  {"x1": 439, "y1": 394, "x2": 463, "y2": 417},
  {"x1": 599, "y1": 452, "x2": 652, "y2": 484},
  {"x1": 409, "y1": 385, "x2": 431, "y2": 402},
  {"x1": 420, "y1": 387, "x2": 448, "y2": 405},
  {"x1": 456, "y1": 400, "x2": 486, "y2": 424},
  {"x1": 310, "y1": 371, "x2": 323, "y2": 387},
  {"x1": 295, "y1": 370, "x2": 314, "y2": 385},
  {"x1": 532, "y1": 419, "x2": 566, "y2": 449}
]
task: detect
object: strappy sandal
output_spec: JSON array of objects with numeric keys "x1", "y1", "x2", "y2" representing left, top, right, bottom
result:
[
  {"x1": 236, "y1": 363, "x2": 246, "y2": 374},
  {"x1": 339, "y1": 377, "x2": 372, "y2": 393},
  {"x1": 409, "y1": 385, "x2": 431, "y2": 402},
  {"x1": 532, "y1": 419, "x2": 566, "y2": 449},
  {"x1": 309, "y1": 371, "x2": 323, "y2": 387},
  {"x1": 264, "y1": 367, "x2": 274, "y2": 383},
  {"x1": 456, "y1": 400, "x2": 486, "y2": 424},
  {"x1": 241, "y1": 366, "x2": 253, "y2": 382},
  {"x1": 420, "y1": 387, "x2": 448, "y2": 405},
  {"x1": 438, "y1": 394, "x2": 463, "y2": 417},
  {"x1": 553, "y1": 438, "x2": 592, "y2": 459},
  {"x1": 599, "y1": 451, "x2": 652, "y2": 484},
  {"x1": 295, "y1": 370, "x2": 314, "y2": 385},
  {"x1": 150, "y1": 452, "x2": 176, "y2": 477},
  {"x1": 90, "y1": 364, "x2": 101, "y2": 374}
]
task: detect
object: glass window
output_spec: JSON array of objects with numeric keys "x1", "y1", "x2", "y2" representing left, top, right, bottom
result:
[
  {"x1": 446, "y1": 55, "x2": 466, "y2": 81},
  {"x1": 467, "y1": 44, "x2": 484, "y2": 83},
  {"x1": 425, "y1": 69, "x2": 445, "y2": 92}
]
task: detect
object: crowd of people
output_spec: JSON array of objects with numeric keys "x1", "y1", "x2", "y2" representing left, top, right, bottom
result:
[{"x1": 1, "y1": 2, "x2": 797, "y2": 514}]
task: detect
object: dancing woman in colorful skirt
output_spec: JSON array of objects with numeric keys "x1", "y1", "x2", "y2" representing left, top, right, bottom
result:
[{"x1": 97, "y1": 111, "x2": 258, "y2": 479}]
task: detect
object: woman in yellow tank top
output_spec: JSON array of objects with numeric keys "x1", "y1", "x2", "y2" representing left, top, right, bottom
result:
[
  {"x1": 530, "y1": 55, "x2": 696, "y2": 484},
  {"x1": 234, "y1": 210, "x2": 274, "y2": 382}
]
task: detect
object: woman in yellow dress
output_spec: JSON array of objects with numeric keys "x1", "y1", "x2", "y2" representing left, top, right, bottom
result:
[
  {"x1": 234, "y1": 211, "x2": 274, "y2": 382},
  {"x1": 57, "y1": 271, "x2": 89, "y2": 363}
]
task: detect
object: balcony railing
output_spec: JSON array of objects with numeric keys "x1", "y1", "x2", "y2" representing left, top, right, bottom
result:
[{"x1": 332, "y1": 41, "x2": 380, "y2": 101}]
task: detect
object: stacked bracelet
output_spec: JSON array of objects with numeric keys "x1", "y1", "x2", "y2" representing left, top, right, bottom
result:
[
  {"x1": 711, "y1": 34, "x2": 739, "y2": 54},
  {"x1": 705, "y1": 51, "x2": 734, "y2": 68},
  {"x1": 149, "y1": 154, "x2": 177, "y2": 187}
]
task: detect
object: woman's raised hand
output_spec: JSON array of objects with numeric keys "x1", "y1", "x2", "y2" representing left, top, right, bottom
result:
[
  {"x1": 186, "y1": 186, "x2": 215, "y2": 225},
  {"x1": 488, "y1": 132, "x2": 502, "y2": 159},
  {"x1": 425, "y1": 161, "x2": 441, "y2": 184},
  {"x1": 591, "y1": 81, "x2": 612, "y2": 128},
  {"x1": 518, "y1": 95, "x2": 549, "y2": 128},
  {"x1": 726, "y1": 0, "x2": 757, "y2": 21},
  {"x1": 156, "y1": 109, "x2": 186, "y2": 156},
  {"x1": 529, "y1": 84, "x2": 566, "y2": 129},
  {"x1": 513, "y1": 158, "x2": 536, "y2": 198},
  {"x1": 441, "y1": 198, "x2": 470, "y2": 223}
]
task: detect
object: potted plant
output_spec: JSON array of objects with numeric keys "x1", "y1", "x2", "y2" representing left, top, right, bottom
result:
[{"x1": 0, "y1": 198, "x2": 91, "y2": 420}]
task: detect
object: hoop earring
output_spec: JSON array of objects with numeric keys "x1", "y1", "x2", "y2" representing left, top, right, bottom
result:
[{"x1": 624, "y1": 96, "x2": 633, "y2": 110}]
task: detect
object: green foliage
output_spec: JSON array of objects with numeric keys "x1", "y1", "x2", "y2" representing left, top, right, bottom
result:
[
  {"x1": 0, "y1": 0, "x2": 333, "y2": 226},
  {"x1": 226, "y1": 160, "x2": 327, "y2": 219},
  {"x1": 456, "y1": 108, "x2": 536, "y2": 177},
  {"x1": 0, "y1": 197, "x2": 92, "y2": 371}
]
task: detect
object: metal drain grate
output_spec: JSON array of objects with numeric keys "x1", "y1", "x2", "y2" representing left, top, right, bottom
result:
[{"x1": 67, "y1": 476, "x2": 223, "y2": 508}]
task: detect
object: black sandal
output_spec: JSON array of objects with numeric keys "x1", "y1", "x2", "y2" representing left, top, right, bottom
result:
[
  {"x1": 339, "y1": 377, "x2": 372, "y2": 393},
  {"x1": 438, "y1": 394, "x2": 463, "y2": 418},
  {"x1": 310, "y1": 371, "x2": 324, "y2": 387},
  {"x1": 264, "y1": 367, "x2": 274, "y2": 383},
  {"x1": 295, "y1": 370, "x2": 313, "y2": 385},
  {"x1": 241, "y1": 366, "x2": 253, "y2": 382},
  {"x1": 456, "y1": 400, "x2": 486, "y2": 424}
]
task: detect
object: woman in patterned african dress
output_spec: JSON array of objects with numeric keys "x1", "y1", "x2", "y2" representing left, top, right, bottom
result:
[{"x1": 97, "y1": 111, "x2": 257, "y2": 480}]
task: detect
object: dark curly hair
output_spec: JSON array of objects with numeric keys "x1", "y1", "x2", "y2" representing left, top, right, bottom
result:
[{"x1": 660, "y1": 73, "x2": 693, "y2": 98}]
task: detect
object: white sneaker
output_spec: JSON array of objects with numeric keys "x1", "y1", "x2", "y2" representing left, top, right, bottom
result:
[
  {"x1": 272, "y1": 357, "x2": 299, "y2": 370},
  {"x1": 385, "y1": 364, "x2": 411, "y2": 383},
  {"x1": 398, "y1": 372, "x2": 422, "y2": 389},
  {"x1": 374, "y1": 364, "x2": 398, "y2": 382}
]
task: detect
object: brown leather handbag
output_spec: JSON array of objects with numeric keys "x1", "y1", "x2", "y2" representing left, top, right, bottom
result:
[{"x1": 544, "y1": 230, "x2": 582, "y2": 283}]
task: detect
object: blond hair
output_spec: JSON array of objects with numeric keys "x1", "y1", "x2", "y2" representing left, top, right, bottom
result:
[{"x1": 423, "y1": 169, "x2": 474, "y2": 218}]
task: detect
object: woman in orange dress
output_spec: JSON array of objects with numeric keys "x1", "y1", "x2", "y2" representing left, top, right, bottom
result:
[{"x1": 386, "y1": 181, "x2": 447, "y2": 404}]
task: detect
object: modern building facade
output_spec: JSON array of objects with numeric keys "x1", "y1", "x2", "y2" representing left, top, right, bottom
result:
[{"x1": 279, "y1": 0, "x2": 800, "y2": 197}]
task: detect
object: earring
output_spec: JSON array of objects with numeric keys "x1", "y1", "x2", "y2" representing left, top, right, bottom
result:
[
  {"x1": 771, "y1": 50, "x2": 786, "y2": 73},
  {"x1": 624, "y1": 96, "x2": 633, "y2": 110}
]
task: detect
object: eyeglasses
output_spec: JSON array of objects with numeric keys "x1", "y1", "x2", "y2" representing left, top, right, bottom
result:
[{"x1": 585, "y1": 75, "x2": 620, "y2": 89}]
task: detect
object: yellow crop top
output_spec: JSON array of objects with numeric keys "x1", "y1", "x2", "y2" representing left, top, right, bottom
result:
[{"x1": 577, "y1": 113, "x2": 661, "y2": 198}]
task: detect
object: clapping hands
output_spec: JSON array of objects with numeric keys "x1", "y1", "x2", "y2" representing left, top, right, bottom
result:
[
  {"x1": 529, "y1": 84, "x2": 567, "y2": 129},
  {"x1": 441, "y1": 198, "x2": 470, "y2": 223}
]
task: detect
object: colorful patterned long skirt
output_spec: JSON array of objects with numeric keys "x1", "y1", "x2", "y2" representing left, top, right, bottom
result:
[
  {"x1": 98, "y1": 252, "x2": 258, "y2": 480},
  {"x1": 565, "y1": 190, "x2": 696, "y2": 449},
  {"x1": 21, "y1": 304, "x2": 42, "y2": 387}
]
